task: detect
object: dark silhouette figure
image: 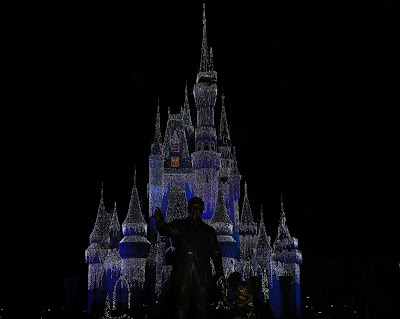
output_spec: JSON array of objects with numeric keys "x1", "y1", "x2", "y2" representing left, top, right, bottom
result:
[{"x1": 154, "y1": 197, "x2": 227, "y2": 319}]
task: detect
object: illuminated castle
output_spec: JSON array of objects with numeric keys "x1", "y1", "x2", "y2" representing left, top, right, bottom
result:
[{"x1": 85, "y1": 5, "x2": 302, "y2": 319}]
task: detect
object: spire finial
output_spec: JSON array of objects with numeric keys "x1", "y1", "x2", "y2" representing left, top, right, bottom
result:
[
  {"x1": 200, "y1": 3, "x2": 210, "y2": 72},
  {"x1": 281, "y1": 193, "x2": 284, "y2": 214},
  {"x1": 133, "y1": 166, "x2": 137, "y2": 186}
]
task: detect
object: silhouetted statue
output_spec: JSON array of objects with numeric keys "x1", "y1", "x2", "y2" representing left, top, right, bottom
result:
[{"x1": 154, "y1": 197, "x2": 227, "y2": 319}]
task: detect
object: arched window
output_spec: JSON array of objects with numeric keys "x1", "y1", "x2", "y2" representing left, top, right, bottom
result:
[{"x1": 204, "y1": 141, "x2": 209, "y2": 151}]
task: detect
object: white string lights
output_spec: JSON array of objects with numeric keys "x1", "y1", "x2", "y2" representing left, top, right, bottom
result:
[{"x1": 86, "y1": 4, "x2": 302, "y2": 317}]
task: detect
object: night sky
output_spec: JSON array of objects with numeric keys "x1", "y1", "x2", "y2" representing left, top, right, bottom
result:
[{"x1": 2, "y1": 1, "x2": 399, "y2": 318}]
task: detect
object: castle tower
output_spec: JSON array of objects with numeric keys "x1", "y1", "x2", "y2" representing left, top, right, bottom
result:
[
  {"x1": 210, "y1": 182, "x2": 236, "y2": 277},
  {"x1": 218, "y1": 93, "x2": 232, "y2": 159},
  {"x1": 239, "y1": 182, "x2": 257, "y2": 259},
  {"x1": 255, "y1": 205, "x2": 272, "y2": 302},
  {"x1": 270, "y1": 194, "x2": 302, "y2": 319},
  {"x1": 182, "y1": 81, "x2": 195, "y2": 153},
  {"x1": 85, "y1": 184, "x2": 110, "y2": 314},
  {"x1": 192, "y1": 4, "x2": 220, "y2": 221},
  {"x1": 118, "y1": 170, "x2": 151, "y2": 310},
  {"x1": 109, "y1": 202, "x2": 122, "y2": 249}
]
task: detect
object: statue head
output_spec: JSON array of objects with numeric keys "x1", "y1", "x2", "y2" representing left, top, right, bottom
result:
[{"x1": 188, "y1": 197, "x2": 204, "y2": 219}]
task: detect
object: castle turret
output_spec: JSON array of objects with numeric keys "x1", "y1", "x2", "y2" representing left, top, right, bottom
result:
[
  {"x1": 210, "y1": 182, "x2": 236, "y2": 276},
  {"x1": 89, "y1": 183, "x2": 111, "y2": 247},
  {"x1": 85, "y1": 184, "x2": 110, "y2": 314},
  {"x1": 118, "y1": 170, "x2": 150, "y2": 309},
  {"x1": 109, "y1": 202, "x2": 122, "y2": 249},
  {"x1": 119, "y1": 169, "x2": 150, "y2": 260},
  {"x1": 191, "y1": 4, "x2": 221, "y2": 221},
  {"x1": 182, "y1": 81, "x2": 195, "y2": 152},
  {"x1": 210, "y1": 182, "x2": 233, "y2": 236},
  {"x1": 218, "y1": 93, "x2": 232, "y2": 154},
  {"x1": 239, "y1": 182, "x2": 257, "y2": 259},
  {"x1": 270, "y1": 194, "x2": 302, "y2": 319},
  {"x1": 218, "y1": 93, "x2": 233, "y2": 182},
  {"x1": 256, "y1": 205, "x2": 272, "y2": 302},
  {"x1": 256, "y1": 206, "x2": 272, "y2": 261}
]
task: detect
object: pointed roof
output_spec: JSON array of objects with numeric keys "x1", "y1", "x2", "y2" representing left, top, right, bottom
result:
[
  {"x1": 199, "y1": 3, "x2": 210, "y2": 72},
  {"x1": 122, "y1": 169, "x2": 147, "y2": 234},
  {"x1": 89, "y1": 183, "x2": 111, "y2": 246},
  {"x1": 231, "y1": 146, "x2": 240, "y2": 175},
  {"x1": 256, "y1": 205, "x2": 271, "y2": 250},
  {"x1": 109, "y1": 202, "x2": 120, "y2": 232},
  {"x1": 211, "y1": 182, "x2": 233, "y2": 235},
  {"x1": 182, "y1": 81, "x2": 194, "y2": 135},
  {"x1": 219, "y1": 92, "x2": 231, "y2": 144},
  {"x1": 240, "y1": 181, "x2": 257, "y2": 234},
  {"x1": 151, "y1": 101, "x2": 163, "y2": 155},
  {"x1": 241, "y1": 182, "x2": 254, "y2": 224},
  {"x1": 276, "y1": 193, "x2": 291, "y2": 240}
]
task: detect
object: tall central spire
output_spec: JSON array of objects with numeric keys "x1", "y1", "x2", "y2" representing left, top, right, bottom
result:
[{"x1": 200, "y1": 3, "x2": 210, "y2": 72}]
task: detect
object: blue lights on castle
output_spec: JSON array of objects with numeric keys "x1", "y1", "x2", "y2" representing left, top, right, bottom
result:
[{"x1": 85, "y1": 5, "x2": 302, "y2": 319}]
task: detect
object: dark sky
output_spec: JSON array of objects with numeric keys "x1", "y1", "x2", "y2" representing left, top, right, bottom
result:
[{"x1": 1, "y1": 0, "x2": 399, "y2": 317}]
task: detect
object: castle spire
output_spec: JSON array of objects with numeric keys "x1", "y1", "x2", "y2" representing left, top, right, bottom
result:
[
  {"x1": 122, "y1": 167, "x2": 147, "y2": 236},
  {"x1": 210, "y1": 182, "x2": 233, "y2": 235},
  {"x1": 277, "y1": 193, "x2": 291, "y2": 239},
  {"x1": 240, "y1": 181, "x2": 254, "y2": 225},
  {"x1": 199, "y1": 3, "x2": 210, "y2": 72},
  {"x1": 256, "y1": 205, "x2": 271, "y2": 251},
  {"x1": 182, "y1": 81, "x2": 194, "y2": 134},
  {"x1": 219, "y1": 92, "x2": 231, "y2": 145},
  {"x1": 231, "y1": 146, "x2": 240, "y2": 175},
  {"x1": 151, "y1": 101, "x2": 163, "y2": 155},
  {"x1": 109, "y1": 202, "x2": 122, "y2": 249},
  {"x1": 109, "y1": 202, "x2": 121, "y2": 233},
  {"x1": 89, "y1": 182, "x2": 110, "y2": 246}
]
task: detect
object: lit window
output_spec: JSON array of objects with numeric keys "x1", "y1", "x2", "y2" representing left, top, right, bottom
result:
[
  {"x1": 171, "y1": 157, "x2": 179, "y2": 167},
  {"x1": 172, "y1": 145, "x2": 179, "y2": 152}
]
